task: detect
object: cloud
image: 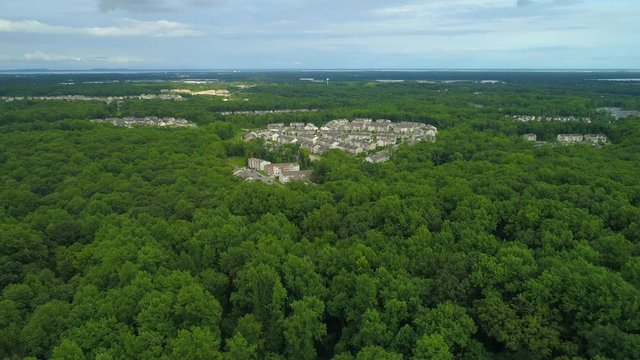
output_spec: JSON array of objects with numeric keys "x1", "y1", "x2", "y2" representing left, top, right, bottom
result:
[
  {"x1": 85, "y1": 19, "x2": 203, "y2": 37},
  {"x1": 517, "y1": 0, "x2": 534, "y2": 7},
  {"x1": 516, "y1": 0, "x2": 581, "y2": 8},
  {"x1": 17, "y1": 51, "x2": 144, "y2": 64},
  {"x1": 371, "y1": 1, "x2": 503, "y2": 17},
  {"x1": 220, "y1": 27, "x2": 491, "y2": 40},
  {"x1": 0, "y1": 19, "x2": 65, "y2": 34},
  {"x1": 23, "y1": 51, "x2": 83, "y2": 62},
  {"x1": 0, "y1": 18, "x2": 202, "y2": 37},
  {"x1": 88, "y1": 55, "x2": 145, "y2": 64},
  {"x1": 371, "y1": 5, "x2": 415, "y2": 16},
  {"x1": 98, "y1": 0, "x2": 225, "y2": 12}
]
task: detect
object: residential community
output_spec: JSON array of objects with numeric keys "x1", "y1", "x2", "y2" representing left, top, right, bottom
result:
[
  {"x1": 1, "y1": 94, "x2": 183, "y2": 103},
  {"x1": 220, "y1": 109, "x2": 317, "y2": 116},
  {"x1": 557, "y1": 133, "x2": 609, "y2": 144},
  {"x1": 522, "y1": 133, "x2": 609, "y2": 145},
  {"x1": 91, "y1": 117, "x2": 197, "y2": 128},
  {"x1": 233, "y1": 158, "x2": 312, "y2": 184},
  {"x1": 512, "y1": 115, "x2": 592, "y2": 123},
  {"x1": 598, "y1": 107, "x2": 640, "y2": 119},
  {"x1": 244, "y1": 118, "x2": 438, "y2": 156},
  {"x1": 161, "y1": 89, "x2": 230, "y2": 97}
]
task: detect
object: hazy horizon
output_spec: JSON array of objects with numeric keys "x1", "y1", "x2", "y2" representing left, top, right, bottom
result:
[{"x1": 2, "y1": 68, "x2": 640, "y2": 73}]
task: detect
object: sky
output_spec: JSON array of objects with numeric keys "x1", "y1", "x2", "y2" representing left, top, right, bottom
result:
[{"x1": 0, "y1": 0, "x2": 638, "y2": 70}]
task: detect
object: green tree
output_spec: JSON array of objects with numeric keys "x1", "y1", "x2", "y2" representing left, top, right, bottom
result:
[
  {"x1": 21, "y1": 300, "x2": 72, "y2": 359},
  {"x1": 170, "y1": 326, "x2": 222, "y2": 360},
  {"x1": 225, "y1": 334, "x2": 258, "y2": 360},
  {"x1": 413, "y1": 334, "x2": 453, "y2": 360},
  {"x1": 174, "y1": 283, "x2": 223, "y2": 331},
  {"x1": 355, "y1": 346, "x2": 403, "y2": 360},
  {"x1": 414, "y1": 302, "x2": 476, "y2": 351},
  {"x1": 51, "y1": 339, "x2": 86, "y2": 360},
  {"x1": 283, "y1": 296, "x2": 327, "y2": 360},
  {"x1": 231, "y1": 264, "x2": 287, "y2": 353},
  {"x1": 0, "y1": 300, "x2": 22, "y2": 359}
]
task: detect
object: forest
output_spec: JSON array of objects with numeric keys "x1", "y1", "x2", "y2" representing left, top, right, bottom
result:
[{"x1": 1, "y1": 72, "x2": 640, "y2": 359}]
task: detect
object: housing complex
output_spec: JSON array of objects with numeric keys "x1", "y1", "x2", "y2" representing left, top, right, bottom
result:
[
  {"x1": 598, "y1": 107, "x2": 640, "y2": 120},
  {"x1": 1, "y1": 94, "x2": 183, "y2": 103},
  {"x1": 365, "y1": 151, "x2": 391, "y2": 164},
  {"x1": 91, "y1": 117, "x2": 196, "y2": 128},
  {"x1": 220, "y1": 109, "x2": 317, "y2": 116},
  {"x1": 234, "y1": 158, "x2": 312, "y2": 184},
  {"x1": 522, "y1": 133, "x2": 608, "y2": 145},
  {"x1": 512, "y1": 115, "x2": 592, "y2": 123},
  {"x1": 557, "y1": 134, "x2": 608, "y2": 144},
  {"x1": 161, "y1": 89, "x2": 230, "y2": 97},
  {"x1": 244, "y1": 118, "x2": 437, "y2": 156},
  {"x1": 232, "y1": 168, "x2": 274, "y2": 184}
]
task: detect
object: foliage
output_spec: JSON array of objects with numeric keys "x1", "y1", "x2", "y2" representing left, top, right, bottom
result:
[{"x1": 1, "y1": 73, "x2": 640, "y2": 359}]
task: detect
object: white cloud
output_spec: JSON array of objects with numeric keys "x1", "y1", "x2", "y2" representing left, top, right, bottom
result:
[
  {"x1": 91, "y1": 55, "x2": 145, "y2": 64},
  {"x1": 15, "y1": 51, "x2": 144, "y2": 64},
  {"x1": 85, "y1": 19, "x2": 202, "y2": 37},
  {"x1": 371, "y1": 5, "x2": 415, "y2": 16},
  {"x1": 99, "y1": 0, "x2": 225, "y2": 12},
  {"x1": 0, "y1": 19, "x2": 67, "y2": 34},
  {"x1": 23, "y1": 51, "x2": 82, "y2": 62},
  {"x1": 0, "y1": 18, "x2": 202, "y2": 37},
  {"x1": 371, "y1": 0, "x2": 508, "y2": 17}
]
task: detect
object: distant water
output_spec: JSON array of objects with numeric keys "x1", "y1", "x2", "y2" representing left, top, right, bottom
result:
[
  {"x1": 592, "y1": 78, "x2": 640, "y2": 82},
  {"x1": 2, "y1": 68, "x2": 640, "y2": 74},
  {"x1": 2, "y1": 69, "x2": 640, "y2": 84}
]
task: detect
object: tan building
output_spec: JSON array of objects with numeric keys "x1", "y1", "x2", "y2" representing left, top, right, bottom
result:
[
  {"x1": 248, "y1": 158, "x2": 271, "y2": 171},
  {"x1": 583, "y1": 134, "x2": 608, "y2": 144},
  {"x1": 557, "y1": 134, "x2": 584, "y2": 143},
  {"x1": 243, "y1": 132, "x2": 258, "y2": 141},
  {"x1": 265, "y1": 163, "x2": 300, "y2": 177},
  {"x1": 279, "y1": 170, "x2": 313, "y2": 183},
  {"x1": 267, "y1": 123, "x2": 285, "y2": 130},
  {"x1": 365, "y1": 151, "x2": 390, "y2": 163}
]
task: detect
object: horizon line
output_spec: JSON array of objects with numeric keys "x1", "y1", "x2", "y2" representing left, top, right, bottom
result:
[{"x1": 1, "y1": 68, "x2": 640, "y2": 74}]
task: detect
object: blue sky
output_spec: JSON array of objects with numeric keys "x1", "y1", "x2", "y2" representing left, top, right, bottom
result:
[{"x1": 0, "y1": 0, "x2": 638, "y2": 69}]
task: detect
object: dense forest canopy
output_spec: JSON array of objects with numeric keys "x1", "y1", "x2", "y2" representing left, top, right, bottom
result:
[{"x1": 1, "y1": 72, "x2": 640, "y2": 359}]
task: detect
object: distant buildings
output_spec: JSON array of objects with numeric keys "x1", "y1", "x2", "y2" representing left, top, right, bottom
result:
[
  {"x1": 220, "y1": 109, "x2": 317, "y2": 116},
  {"x1": 557, "y1": 134, "x2": 585, "y2": 143},
  {"x1": 232, "y1": 168, "x2": 274, "y2": 184},
  {"x1": 264, "y1": 163, "x2": 300, "y2": 177},
  {"x1": 513, "y1": 108, "x2": 640, "y2": 122},
  {"x1": 365, "y1": 151, "x2": 390, "y2": 164},
  {"x1": 91, "y1": 117, "x2": 196, "y2": 128},
  {"x1": 268, "y1": 123, "x2": 285, "y2": 131},
  {"x1": 243, "y1": 132, "x2": 258, "y2": 141},
  {"x1": 161, "y1": 89, "x2": 230, "y2": 97},
  {"x1": 512, "y1": 115, "x2": 591, "y2": 123},
  {"x1": 248, "y1": 158, "x2": 271, "y2": 171},
  {"x1": 598, "y1": 107, "x2": 640, "y2": 120},
  {"x1": 522, "y1": 133, "x2": 609, "y2": 146},
  {"x1": 245, "y1": 118, "x2": 438, "y2": 159},
  {"x1": 280, "y1": 170, "x2": 313, "y2": 183},
  {"x1": 236, "y1": 158, "x2": 309, "y2": 184},
  {"x1": 555, "y1": 134, "x2": 608, "y2": 145},
  {"x1": 2, "y1": 94, "x2": 183, "y2": 103},
  {"x1": 299, "y1": 78, "x2": 328, "y2": 83},
  {"x1": 583, "y1": 134, "x2": 609, "y2": 144}
]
